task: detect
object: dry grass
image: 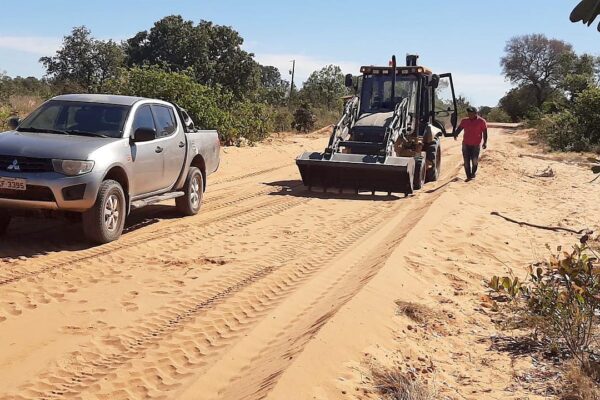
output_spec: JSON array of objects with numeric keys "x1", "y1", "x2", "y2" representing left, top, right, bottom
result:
[
  {"x1": 370, "y1": 364, "x2": 434, "y2": 400},
  {"x1": 395, "y1": 300, "x2": 435, "y2": 324},
  {"x1": 560, "y1": 363, "x2": 600, "y2": 400},
  {"x1": 8, "y1": 95, "x2": 42, "y2": 117}
]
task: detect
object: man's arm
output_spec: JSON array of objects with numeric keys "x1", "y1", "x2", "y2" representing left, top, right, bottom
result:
[
  {"x1": 453, "y1": 126, "x2": 464, "y2": 141},
  {"x1": 483, "y1": 128, "x2": 488, "y2": 149}
]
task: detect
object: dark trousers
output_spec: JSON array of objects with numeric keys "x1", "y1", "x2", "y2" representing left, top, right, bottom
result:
[{"x1": 462, "y1": 144, "x2": 481, "y2": 179}]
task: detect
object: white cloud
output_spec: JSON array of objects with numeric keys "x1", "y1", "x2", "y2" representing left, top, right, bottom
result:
[
  {"x1": 451, "y1": 73, "x2": 513, "y2": 107},
  {"x1": 0, "y1": 36, "x2": 61, "y2": 56},
  {"x1": 254, "y1": 52, "x2": 513, "y2": 106},
  {"x1": 253, "y1": 53, "x2": 361, "y2": 86}
]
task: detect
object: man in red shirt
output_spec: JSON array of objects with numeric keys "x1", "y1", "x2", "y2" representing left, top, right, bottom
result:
[{"x1": 454, "y1": 106, "x2": 488, "y2": 181}]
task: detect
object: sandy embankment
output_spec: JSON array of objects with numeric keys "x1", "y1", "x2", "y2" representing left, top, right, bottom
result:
[{"x1": 0, "y1": 126, "x2": 598, "y2": 399}]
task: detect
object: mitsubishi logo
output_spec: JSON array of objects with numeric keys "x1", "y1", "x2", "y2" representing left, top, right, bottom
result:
[{"x1": 7, "y1": 159, "x2": 20, "y2": 171}]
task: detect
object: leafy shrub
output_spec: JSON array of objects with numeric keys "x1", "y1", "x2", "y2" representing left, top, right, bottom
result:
[
  {"x1": 0, "y1": 105, "x2": 11, "y2": 130},
  {"x1": 292, "y1": 103, "x2": 316, "y2": 133},
  {"x1": 486, "y1": 107, "x2": 511, "y2": 123},
  {"x1": 487, "y1": 241, "x2": 600, "y2": 375},
  {"x1": 535, "y1": 87, "x2": 600, "y2": 151},
  {"x1": 228, "y1": 101, "x2": 273, "y2": 144},
  {"x1": 272, "y1": 108, "x2": 293, "y2": 132}
]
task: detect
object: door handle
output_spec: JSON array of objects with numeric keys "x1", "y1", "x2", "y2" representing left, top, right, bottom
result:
[
  {"x1": 155, "y1": 146, "x2": 163, "y2": 153},
  {"x1": 179, "y1": 142, "x2": 185, "y2": 148}
]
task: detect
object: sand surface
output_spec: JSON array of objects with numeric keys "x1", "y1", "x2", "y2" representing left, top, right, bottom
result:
[{"x1": 1, "y1": 126, "x2": 599, "y2": 399}]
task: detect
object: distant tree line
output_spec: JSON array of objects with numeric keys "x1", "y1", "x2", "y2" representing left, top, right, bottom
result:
[{"x1": 1, "y1": 16, "x2": 350, "y2": 143}]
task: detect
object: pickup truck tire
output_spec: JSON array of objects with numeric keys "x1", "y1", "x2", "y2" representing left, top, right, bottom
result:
[
  {"x1": 0, "y1": 210, "x2": 10, "y2": 236},
  {"x1": 176, "y1": 167, "x2": 204, "y2": 216},
  {"x1": 82, "y1": 180, "x2": 126, "y2": 244}
]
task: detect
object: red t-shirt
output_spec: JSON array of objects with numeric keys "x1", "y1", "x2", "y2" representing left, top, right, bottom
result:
[{"x1": 459, "y1": 116, "x2": 487, "y2": 146}]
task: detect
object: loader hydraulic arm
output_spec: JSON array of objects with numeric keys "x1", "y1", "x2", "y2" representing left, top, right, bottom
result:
[
  {"x1": 326, "y1": 96, "x2": 359, "y2": 155},
  {"x1": 384, "y1": 98, "x2": 409, "y2": 156}
]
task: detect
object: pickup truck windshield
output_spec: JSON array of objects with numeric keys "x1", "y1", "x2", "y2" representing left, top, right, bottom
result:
[{"x1": 18, "y1": 100, "x2": 130, "y2": 139}]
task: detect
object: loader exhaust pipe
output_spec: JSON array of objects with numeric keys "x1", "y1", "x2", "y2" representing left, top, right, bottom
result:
[{"x1": 391, "y1": 55, "x2": 397, "y2": 107}]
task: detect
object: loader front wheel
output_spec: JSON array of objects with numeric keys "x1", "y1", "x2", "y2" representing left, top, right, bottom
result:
[
  {"x1": 413, "y1": 157, "x2": 427, "y2": 190},
  {"x1": 425, "y1": 143, "x2": 441, "y2": 183}
]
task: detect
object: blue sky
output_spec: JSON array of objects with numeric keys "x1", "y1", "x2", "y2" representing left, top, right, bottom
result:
[{"x1": 0, "y1": 0, "x2": 597, "y2": 106}]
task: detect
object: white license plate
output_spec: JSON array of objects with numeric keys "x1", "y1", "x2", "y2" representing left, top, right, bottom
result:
[{"x1": 0, "y1": 177, "x2": 27, "y2": 191}]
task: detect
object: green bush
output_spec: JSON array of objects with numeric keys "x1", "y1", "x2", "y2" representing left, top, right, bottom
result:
[
  {"x1": 272, "y1": 108, "x2": 293, "y2": 132},
  {"x1": 228, "y1": 101, "x2": 273, "y2": 144},
  {"x1": 0, "y1": 105, "x2": 11, "y2": 130},
  {"x1": 487, "y1": 242, "x2": 600, "y2": 376},
  {"x1": 292, "y1": 103, "x2": 316, "y2": 133},
  {"x1": 536, "y1": 87, "x2": 600, "y2": 151},
  {"x1": 486, "y1": 107, "x2": 511, "y2": 123},
  {"x1": 105, "y1": 66, "x2": 270, "y2": 144}
]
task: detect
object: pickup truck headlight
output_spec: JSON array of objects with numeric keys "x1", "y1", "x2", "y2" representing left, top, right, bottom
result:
[{"x1": 52, "y1": 159, "x2": 95, "y2": 176}]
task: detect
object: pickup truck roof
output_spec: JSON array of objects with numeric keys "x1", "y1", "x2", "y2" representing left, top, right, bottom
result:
[{"x1": 52, "y1": 94, "x2": 147, "y2": 106}]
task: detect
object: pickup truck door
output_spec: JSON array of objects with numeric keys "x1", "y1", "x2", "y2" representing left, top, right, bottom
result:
[
  {"x1": 150, "y1": 105, "x2": 186, "y2": 190},
  {"x1": 129, "y1": 105, "x2": 165, "y2": 196}
]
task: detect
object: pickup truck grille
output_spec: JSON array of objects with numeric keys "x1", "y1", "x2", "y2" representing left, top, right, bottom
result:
[
  {"x1": 0, "y1": 185, "x2": 56, "y2": 202},
  {"x1": 0, "y1": 155, "x2": 54, "y2": 173}
]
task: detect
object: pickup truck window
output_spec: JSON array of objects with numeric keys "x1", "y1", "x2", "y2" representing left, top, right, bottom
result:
[
  {"x1": 18, "y1": 100, "x2": 129, "y2": 139},
  {"x1": 132, "y1": 105, "x2": 156, "y2": 134},
  {"x1": 151, "y1": 105, "x2": 177, "y2": 138}
]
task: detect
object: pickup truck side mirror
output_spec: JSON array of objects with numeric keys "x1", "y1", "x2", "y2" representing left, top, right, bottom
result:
[
  {"x1": 131, "y1": 127, "x2": 157, "y2": 143},
  {"x1": 7, "y1": 116, "x2": 20, "y2": 130}
]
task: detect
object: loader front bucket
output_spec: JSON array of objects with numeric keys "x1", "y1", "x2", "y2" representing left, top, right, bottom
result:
[{"x1": 296, "y1": 152, "x2": 415, "y2": 195}]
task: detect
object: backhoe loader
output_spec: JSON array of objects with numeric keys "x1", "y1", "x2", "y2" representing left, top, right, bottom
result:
[{"x1": 296, "y1": 54, "x2": 458, "y2": 196}]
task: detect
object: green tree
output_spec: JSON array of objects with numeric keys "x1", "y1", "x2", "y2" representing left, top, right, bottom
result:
[
  {"x1": 499, "y1": 85, "x2": 541, "y2": 121},
  {"x1": 40, "y1": 26, "x2": 124, "y2": 92},
  {"x1": 300, "y1": 65, "x2": 348, "y2": 110},
  {"x1": 561, "y1": 54, "x2": 600, "y2": 100},
  {"x1": 125, "y1": 15, "x2": 263, "y2": 98},
  {"x1": 501, "y1": 34, "x2": 575, "y2": 107},
  {"x1": 258, "y1": 65, "x2": 289, "y2": 105}
]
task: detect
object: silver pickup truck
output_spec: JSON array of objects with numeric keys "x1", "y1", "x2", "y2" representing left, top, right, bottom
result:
[{"x1": 0, "y1": 94, "x2": 220, "y2": 243}]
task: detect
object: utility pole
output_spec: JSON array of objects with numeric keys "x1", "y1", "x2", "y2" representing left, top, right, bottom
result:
[{"x1": 289, "y1": 59, "x2": 295, "y2": 106}]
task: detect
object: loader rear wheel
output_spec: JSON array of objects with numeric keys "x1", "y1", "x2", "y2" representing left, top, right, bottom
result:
[
  {"x1": 425, "y1": 143, "x2": 441, "y2": 183},
  {"x1": 413, "y1": 157, "x2": 427, "y2": 190}
]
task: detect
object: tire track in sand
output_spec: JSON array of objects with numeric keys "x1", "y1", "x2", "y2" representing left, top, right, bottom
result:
[
  {"x1": 10, "y1": 168, "x2": 462, "y2": 399},
  {"x1": 7, "y1": 196, "x2": 400, "y2": 399},
  {"x1": 0, "y1": 182, "x2": 303, "y2": 287}
]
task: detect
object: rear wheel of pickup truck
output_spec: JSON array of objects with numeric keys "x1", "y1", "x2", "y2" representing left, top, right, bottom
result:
[
  {"x1": 0, "y1": 210, "x2": 11, "y2": 236},
  {"x1": 176, "y1": 167, "x2": 204, "y2": 216},
  {"x1": 82, "y1": 180, "x2": 126, "y2": 244}
]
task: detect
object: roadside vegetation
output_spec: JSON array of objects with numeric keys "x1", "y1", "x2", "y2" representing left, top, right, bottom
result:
[
  {"x1": 0, "y1": 16, "x2": 349, "y2": 143},
  {"x1": 492, "y1": 33, "x2": 600, "y2": 153},
  {"x1": 486, "y1": 236, "x2": 600, "y2": 399}
]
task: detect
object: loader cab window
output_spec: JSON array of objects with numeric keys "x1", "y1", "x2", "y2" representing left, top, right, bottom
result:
[{"x1": 360, "y1": 75, "x2": 418, "y2": 115}]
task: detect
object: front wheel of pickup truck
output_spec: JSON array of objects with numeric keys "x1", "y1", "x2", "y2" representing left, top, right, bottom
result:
[
  {"x1": 82, "y1": 180, "x2": 126, "y2": 244},
  {"x1": 0, "y1": 210, "x2": 11, "y2": 236},
  {"x1": 176, "y1": 167, "x2": 204, "y2": 216}
]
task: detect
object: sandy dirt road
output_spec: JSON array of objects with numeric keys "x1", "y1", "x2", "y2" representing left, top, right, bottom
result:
[{"x1": 0, "y1": 127, "x2": 598, "y2": 399}]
